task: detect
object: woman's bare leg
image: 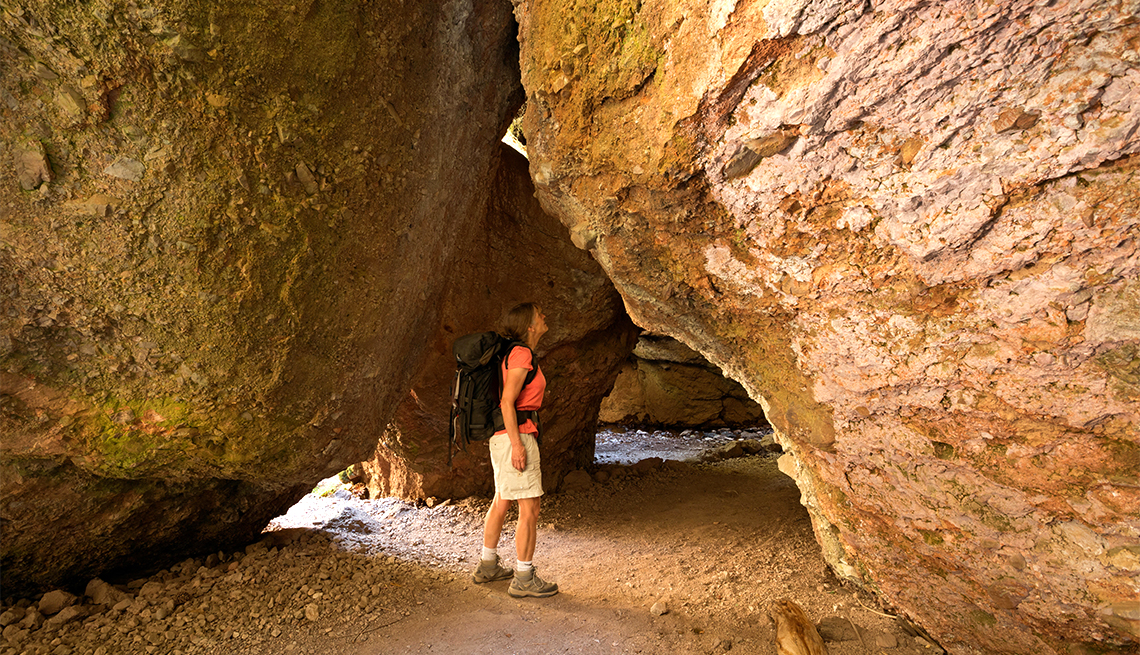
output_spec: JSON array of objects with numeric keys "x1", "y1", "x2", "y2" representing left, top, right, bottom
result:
[
  {"x1": 515, "y1": 497, "x2": 540, "y2": 561},
  {"x1": 483, "y1": 493, "x2": 511, "y2": 549}
]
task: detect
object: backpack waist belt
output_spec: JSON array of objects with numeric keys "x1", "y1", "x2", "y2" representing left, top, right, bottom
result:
[{"x1": 493, "y1": 409, "x2": 542, "y2": 444}]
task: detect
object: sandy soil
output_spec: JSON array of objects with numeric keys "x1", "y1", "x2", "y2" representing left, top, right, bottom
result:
[{"x1": 1, "y1": 432, "x2": 947, "y2": 655}]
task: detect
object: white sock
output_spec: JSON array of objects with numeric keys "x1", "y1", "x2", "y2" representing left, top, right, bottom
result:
[
  {"x1": 481, "y1": 546, "x2": 498, "y2": 561},
  {"x1": 517, "y1": 560, "x2": 533, "y2": 572}
]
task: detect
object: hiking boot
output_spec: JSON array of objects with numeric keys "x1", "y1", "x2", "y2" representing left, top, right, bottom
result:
[
  {"x1": 472, "y1": 556, "x2": 514, "y2": 583},
  {"x1": 508, "y1": 567, "x2": 559, "y2": 598}
]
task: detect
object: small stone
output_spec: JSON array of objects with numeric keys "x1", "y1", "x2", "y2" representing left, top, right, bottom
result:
[
  {"x1": 44, "y1": 606, "x2": 81, "y2": 628},
  {"x1": 1058, "y1": 521, "x2": 1105, "y2": 555},
  {"x1": 875, "y1": 632, "x2": 899, "y2": 648},
  {"x1": 0, "y1": 609, "x2": 19, "y2": 626},
  {"x1": 68, "y1": 193, "x2": 120, "y2": 217},
  {"x1": 164, "y1": 35, "x2": 205, "y2": 62},
  {"x1": 33, "y1": 62, "x2": 59, "y2": 80},
  {"x1": 631, "y1": 457, "x2": 663, "y2": 474},
  {"x1": 816, "y1": 616, "x2": 859, "y2": 642},
  {"x1": 139, "y1": 581, "x2": 165, "y2": 600},
  {"x1": 112, "y1": 599, "x2": 132, "y2": 612},
  {"x1": 38, "y1": 590, "x2": 77, "y2": 616},
  {"x1": 759, "y1": 435, "x2": 783, "y2": 453},
  {"x1": 105, "y1": 158, "x2": 145, "y2": 181},
  {"x1": 296, "y1": 162, "x2": 319, "y2": 194},
  {"x1": 19, "y1": 608, "x2": 43, "y2": 629},
  {"x1": 15, "y1": 138, "x2": 51, "y2": 190},
  {"x1": 746, "y1": 130, "x2": 798, "y2": 159},
  {"x1": 85, "y1": 579, "x2": 129, "y2": 606},
  {"x1": 304, "y1": 603, "x2": 319, "y2": 621},
  {"x1": 993, "y1": 107, "x2": 1038, "y2": 133},
  {"x1": 714, "y1": 442, "x2": 745, "y2": 459},
  {"x1": 561, "y1": 470, "x2": 593, "y2": 492},
  {"x1": 723, "y1": 144, "x2": 763, "y2": 180},
  {"x1": 650, "y1": 601, "x2": 668, "y2": 616},
  {"x1": 897, "y1": 136, "x2": 924, "y2": 166},
  {"x1": 55, "y1": 85, "x2": 85, "y2": 117},
  {"x1": 739, "y1": 439, "x2": 763, "y2": 455}
]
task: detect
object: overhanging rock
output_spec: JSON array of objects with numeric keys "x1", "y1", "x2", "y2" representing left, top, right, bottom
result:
[
  {"x1": 1, "y1": 0, "x2": 522, "y2": 596},
  {"x1": 512, "y1": 0, "x2": 1140, "y2": 652}
]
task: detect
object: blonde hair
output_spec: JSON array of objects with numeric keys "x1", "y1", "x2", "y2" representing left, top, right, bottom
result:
[{"x1": 500, "y1": 302, "x2": 539, "y2": 341}]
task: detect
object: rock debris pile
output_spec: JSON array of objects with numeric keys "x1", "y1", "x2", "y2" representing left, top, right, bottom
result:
[{"x1": 0, "y1": 531, "x2": 446, "y2": 655}]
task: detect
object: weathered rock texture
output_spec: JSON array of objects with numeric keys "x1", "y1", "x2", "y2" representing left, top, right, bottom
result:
[
  {"x1": 362, "y1": 143, "x2": 638, "y2": 501},
  {"x1": 599, "y1": 334, "x2": 769, "y2": 427},
  {"x1": 513, "y1": 0, "x2": 1140, "y2": 653},
  {"x1": 1, "y1": 0, "x2": 522, "y2": 596}
]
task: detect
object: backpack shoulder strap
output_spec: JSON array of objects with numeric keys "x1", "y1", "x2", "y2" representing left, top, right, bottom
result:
[{"x1": 504, "y1": 342, "x2": 538, "y2": 387}]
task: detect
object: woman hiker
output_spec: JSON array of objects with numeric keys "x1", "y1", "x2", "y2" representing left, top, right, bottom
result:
[{"x1": 471, "y1": 302, "x2": 559, "y2": 598}]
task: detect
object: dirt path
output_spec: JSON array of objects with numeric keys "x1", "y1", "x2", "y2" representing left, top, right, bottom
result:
[
  {"x1": 1, "y1": 446, "x2": 945, "y2": 655},
  {"x1": 278, "y1": 451, "x2": 936, "y2": 655}
]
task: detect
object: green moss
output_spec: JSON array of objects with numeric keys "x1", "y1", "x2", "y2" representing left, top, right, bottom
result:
[
  {"x1": 970, "y1": 609, "x2": 997, "y2": 627},
  {"x1": 932, "y1": 441, "x2": 955, "y2": 460},
  {"x1": 963, "y1": 498, "x2": 1014, "y2": 533},
  {"x1": 920, "y1": 529, "x2": 944, "y2": 545},
  {"x1": 1094, "y1": 343, "x2": 1140, "y2": 390},
  {"x1": 84, "y1": 397, "x2": 196, "y2": 474},
  {"x1": 77, "y1": 394, "x2": 299, "y2": 478},
  {"x1": 548, "y1": 0, "x2": 665, "y2": 103}
]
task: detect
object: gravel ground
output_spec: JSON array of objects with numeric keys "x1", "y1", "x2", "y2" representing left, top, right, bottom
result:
[{"x1": 1, "y1": 431, "x2": 947, "y2": 655}]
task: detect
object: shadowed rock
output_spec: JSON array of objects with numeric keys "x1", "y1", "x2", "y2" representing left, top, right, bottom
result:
[
  {"x1": 600, "y1": 334, "x2": 769, "y2": 428},
  {"x1": 362, "y1": 144, "x2": 639, "y2": 500},
  {"x1": 1, "y1": 0, "x2": 522, "y2": 596}
]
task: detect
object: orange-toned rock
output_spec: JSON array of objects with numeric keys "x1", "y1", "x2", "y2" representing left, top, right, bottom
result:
[{"x1": 513, "y1": 0, "x2": 1140, "y2": 652}]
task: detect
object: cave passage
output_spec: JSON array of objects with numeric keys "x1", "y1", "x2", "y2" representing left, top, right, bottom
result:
[{"x1": 593, "y1": 424, "x2": 774, "y2": 465}]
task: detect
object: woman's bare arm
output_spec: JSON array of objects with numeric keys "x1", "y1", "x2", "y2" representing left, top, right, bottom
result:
[{"x1": 500, "y1": 365, "x2": 529, "y2": 471}]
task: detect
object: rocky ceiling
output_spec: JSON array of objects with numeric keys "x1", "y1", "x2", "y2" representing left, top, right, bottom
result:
[
  {"x1": 2, "y1": 0, "x2": 1138, "y2": 654},
  {"x1": 511, "y1": 0, "x2": 1138, "y2": 653}
]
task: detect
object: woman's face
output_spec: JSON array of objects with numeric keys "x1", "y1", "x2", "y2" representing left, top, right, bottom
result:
[{"x1": 529, "y1": 307, "x2": 548, "y2": 340}]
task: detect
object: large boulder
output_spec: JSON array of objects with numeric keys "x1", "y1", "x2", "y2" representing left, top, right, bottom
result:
[
  {"x1": 513, "y1": 0, "x2": 1139, "y2": 653},
  {"x1": 1, "y1": 0, "x2": 522, "y2": 596},
  {"x1": 362, "y1": 143, "x2": 639, "y2": 500},
  {"x1": 599, "y1": 334, "x2": 769, "y2": 427}
]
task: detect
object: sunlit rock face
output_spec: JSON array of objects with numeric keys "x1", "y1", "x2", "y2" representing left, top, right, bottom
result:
[
  {"x1": 599, "y1": 334, "x2": 769, "y2": 427},
  {"x1": 362, "y1": 143, "x2": 638, "y2": 501},
  {"x1": 1, "y1": 0, "x2": 521, "y2": 595},
  {"x1": 513, "y1": 0, "x2": 1139, "y2": 652}
]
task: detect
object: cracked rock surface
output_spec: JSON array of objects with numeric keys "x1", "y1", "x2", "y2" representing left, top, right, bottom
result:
[{"x1": 512, "y1": 0, "x2": 1140, "y2": 652}]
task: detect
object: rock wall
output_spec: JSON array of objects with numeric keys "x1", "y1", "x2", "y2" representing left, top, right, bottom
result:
[
  {"x1": 599, "y1": 334, "x2": 769, "y2": 427},
  {"x1": 512, "y1": 0, "x2": 1139, "y2": 653},
  {"x1": 1, "y1": 0, "x2": 522, "y2": 596},
  {"x1": 362, "y1": 143, "x2": 638, "y2": 500}
]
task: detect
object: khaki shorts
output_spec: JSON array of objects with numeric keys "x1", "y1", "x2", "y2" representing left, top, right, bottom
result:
[{"x1": 489, "y1": 433, "x2": 543, "y2": 500}]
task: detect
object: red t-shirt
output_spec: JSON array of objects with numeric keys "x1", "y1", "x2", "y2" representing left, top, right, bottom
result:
[{"x1": 494, "y1": 345, "x2": 545, "y2": 436}]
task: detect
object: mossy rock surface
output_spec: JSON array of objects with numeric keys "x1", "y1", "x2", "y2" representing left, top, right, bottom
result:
[{"x1": 1, "y1": 0, "x2": 522, "y2": 596}]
